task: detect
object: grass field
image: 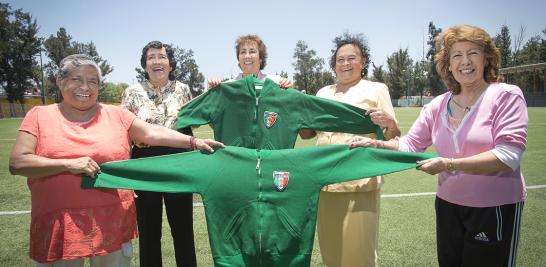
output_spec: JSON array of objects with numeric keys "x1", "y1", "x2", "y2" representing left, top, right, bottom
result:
[{"x1": 1, "y1": 107, "x2": 545, "y2": 266}]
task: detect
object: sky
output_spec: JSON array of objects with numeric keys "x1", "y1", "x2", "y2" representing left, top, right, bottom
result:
[{"x1": 5, "y1": 0, "x2": 546, "y2": 85}]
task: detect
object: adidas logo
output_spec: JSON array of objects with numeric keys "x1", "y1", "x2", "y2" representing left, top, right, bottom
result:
[{"x1": 474, "y1": 232, "x2": 489, "y2": 242}]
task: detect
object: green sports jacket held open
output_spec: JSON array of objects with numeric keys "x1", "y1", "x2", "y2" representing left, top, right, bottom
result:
[
  {"x1": 177, "y1": 75, "x2": 384, "y2": 149},
  {"x1": 82, "y1": 145, "x2": 435, "y2": 267}
]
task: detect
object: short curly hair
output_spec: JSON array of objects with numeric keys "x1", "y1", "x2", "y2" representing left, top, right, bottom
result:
[
  {"x1": 235, "y1": 35, "x2": 267, "y2": 70},
  {"x1": 140, "y1": 41, "x2": 177, "y2": 81},
  {"x1": 57, "y1": 54, "x2": 102, "y2": 81},
  {"x1": 329, "y1": 32, "x2": 370, "y2": 78},
  {"x1": 434, "y1": 25, "x2": 501, "y2": 94}
]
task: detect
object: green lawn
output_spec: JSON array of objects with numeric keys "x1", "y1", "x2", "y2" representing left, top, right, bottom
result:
[{"x1": 1, "y1": 107, "x2": 545, "y2": 266}]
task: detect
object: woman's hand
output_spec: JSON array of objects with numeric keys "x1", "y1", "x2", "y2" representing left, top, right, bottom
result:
[
  {"x1": 278, "y1": 78, "x2": 293, "y2": 89},
  {"x1": 208, "y1": 78, "x2": 226, "y2": 88},
  {"x1": 66, "y1": 157, "x2": 101, "y2": 177},
  {"x1": 416, "y1": 157, "x2": 449, "y2": 175},
  {"x1": 194, "y1": 138, "x2": 224, "y2": 153},
  {"x1": 348, "y1": 136, "x2": 380, "y2": 148},
  {"x1": 366, "y1": 107, "x2": 396, "y2": 129}
]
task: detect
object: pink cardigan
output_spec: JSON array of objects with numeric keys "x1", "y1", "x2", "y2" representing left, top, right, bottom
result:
[{"x1": 400, "y1": 83, "x2": 528, "y2": 207}]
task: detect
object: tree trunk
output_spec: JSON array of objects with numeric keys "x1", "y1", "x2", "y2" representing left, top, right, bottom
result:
[
  {"x1": 20, "y1": 102, "x2": 27, "y2": 116},
  {"x1": 9, "y1": 102, "x2": 16, "y2": 117}
]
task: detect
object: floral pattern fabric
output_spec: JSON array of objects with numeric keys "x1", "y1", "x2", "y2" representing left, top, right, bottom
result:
[{"x1": 121, "y1": 80, "x2": 193, "y2": 132}]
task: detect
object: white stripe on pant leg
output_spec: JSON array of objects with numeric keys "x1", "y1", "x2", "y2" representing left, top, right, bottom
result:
[
  {"x1": 497, "y1": 206, "x2": 502, "y2": 241},
  {"x1": 508, "y1": 202, "x2": 522, "y2": 267},
  {"x1": 513, "y1": 202, "x2": 523, "y2": 267},
  {"x1": 508, "y1": 203, "x2": 517, "y2": 267},
  {"x1": 496, "y1": 206, "x2": 501, "y2": 241}
]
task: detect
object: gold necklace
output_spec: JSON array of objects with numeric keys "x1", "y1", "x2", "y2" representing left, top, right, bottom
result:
[
  {"x1": 451, "y1": 97, "x2": 471, "y2": 113},
  {"x1": 451, "y1": 84, "x2": 488, "y2": 114}
]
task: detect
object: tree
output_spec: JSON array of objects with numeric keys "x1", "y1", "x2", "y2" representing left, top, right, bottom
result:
[
  {"x1": 314, "y1": 70, "x2": 335, "y2": 93},
  {"x1": 493, "y1": 24, "x2": 513, "y2": 68},
  {"x1": 277, "y1": 71, "x2": 289, "y2": 78},
  {"x1": 99, "y1": 82, "x2": 127, "y2": 103},
  {"x1": 426, "y1": 21, "x2": 445, "y2": 96},
  {"x1": 511, "y1": 25, "x2": 526, "y2": 65},
  {"x1": 412, "y1": 60, "x2": 429, "y2": 102},
  {"x1": 371, "y1": 63, "x2": 386, "y2": 83},
  {"x1": 43, "y1": 27, "x2": 113, "y2": 102},
  {"x1": 135, "y1": 67, "x2": 146, "y2": 82},
  {"x1": 292, "y1": 40, "x2": 331, "y2": 95},
  {"x1": 0, "y1": 3, "x2": 41, "y2": 116},
  {"x1": 385, "y1": 48, "x2": 413, "y2": 100},
  {"x1": 172, "y1": 47, "x2": 205, "y2": 97},
  {"x1": 542, "y1": 28, "x2": 546, "y2": 62},
  {"x1": 519, "y1": 35, "x2": 545, "y2": 64},
  {"x1": 512, "y1": 32, "x2": 546, "y2": 93},
  {"x1": 75, "y1": 41, "x2": 113, "y2": 79}
]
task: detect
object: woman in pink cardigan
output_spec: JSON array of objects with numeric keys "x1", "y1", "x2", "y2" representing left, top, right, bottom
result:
[{"x1": 350, "y1": 25, "x2": 527, "y2": 267}]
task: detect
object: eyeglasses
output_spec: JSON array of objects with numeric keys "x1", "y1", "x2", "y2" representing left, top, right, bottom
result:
[
  {"x1": 336, "y1": 56, "x2": 360, "y2": 64},
  {"x1": 67, "y1": 76, "x2": 99, "y2": 88}
]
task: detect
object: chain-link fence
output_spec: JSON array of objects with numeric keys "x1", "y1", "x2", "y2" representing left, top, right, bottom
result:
[{"x1": 0, "y1": 102, "x2": 31, "y2": 118}]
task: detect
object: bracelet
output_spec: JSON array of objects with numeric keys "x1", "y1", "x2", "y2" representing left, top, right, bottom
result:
[
  {"x1": 190, "y1": 136, "x2": 197, "y2": 150},
  {"x1": 447, "y1": 158, "x2": 455, "y2": 172}
]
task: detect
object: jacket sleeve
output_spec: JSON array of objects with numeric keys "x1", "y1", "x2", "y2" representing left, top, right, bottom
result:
[
  {"x1": 291, "y1": 145, "x2": 436, "y2": 186},
  {"x1": 296, "y1": 92, "x2": 385, "y2": 139},
  {"x1": 177, "y1": 86, "x2": 225, "y2": 130},
  {"x1": 81, "y1": 149, "x2": 225, "y2": 194}
]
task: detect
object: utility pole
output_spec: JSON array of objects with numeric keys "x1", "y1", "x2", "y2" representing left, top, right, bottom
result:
[{"x1": 39, "y1": 47, "x2": 46, "y2": 104}]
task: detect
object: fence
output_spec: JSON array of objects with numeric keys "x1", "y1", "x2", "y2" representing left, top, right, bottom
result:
[
  {"x1": 393, "y1": 93, "x2": 546, "y2": 108},
  {"x1": 392, "y1": 96, "x2": 434, "y2": 107},
  {"x1": 524, "y1": 92, "x2": 546, "y2": 107},
  {"x1": 0, "y1": 95, "x2": 55, "y2": 118}
]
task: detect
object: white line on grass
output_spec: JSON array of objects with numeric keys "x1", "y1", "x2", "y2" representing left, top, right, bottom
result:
[
  {"x1": 0, "y1": 210, "x2": 30, "y2": 215},
  {"x1": 2, "y1": 184, "x2": 545, "y2": 216},
  {"x1": 382, "y1": 192, "x2": 435, "y2": 198},
  {"x1": 194, "y1": 131, "x2": 213, "y2": 135},
  {"x1": 527, "y1": 184, "x2": 546, "y2": 189}
]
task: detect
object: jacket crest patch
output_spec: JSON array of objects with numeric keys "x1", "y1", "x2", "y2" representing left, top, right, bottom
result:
[
  {"x1": 264, "y1": 111, "x2": 278, "y2": 128},
  {"x1": 273, "y1": 171, "x2": 289, "y2": 191}
]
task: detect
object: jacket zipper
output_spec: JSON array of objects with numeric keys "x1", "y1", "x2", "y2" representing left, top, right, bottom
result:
[{"x1": 256, "y1": 153, "x2": 263, "y2": 262}]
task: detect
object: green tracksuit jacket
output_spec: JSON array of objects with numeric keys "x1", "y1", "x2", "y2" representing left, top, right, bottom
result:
[
  {"x1": 177, "y1": 75, "x2": 384, "y2": 149},
  {"x1": 82, "y1": 145, "x2": 435, "y2": 267}
]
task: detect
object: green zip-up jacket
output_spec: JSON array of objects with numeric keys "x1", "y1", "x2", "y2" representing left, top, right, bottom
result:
[
  {"x1": 177, "y1": 75, "x2": 384, "y2": 149},
  {"x1": 82, "y1": 145, "x2": 435, "y2": 266}
]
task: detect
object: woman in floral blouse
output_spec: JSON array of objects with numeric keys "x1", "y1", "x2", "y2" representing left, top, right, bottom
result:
[{"x1": 121, "y1": 41, "x2": 197, "y2": 267}]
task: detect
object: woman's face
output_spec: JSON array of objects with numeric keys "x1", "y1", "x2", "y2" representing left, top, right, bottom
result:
[
  {"x1": 335, "y1": 44, "x2": 364, "y2": 85},
  {"x1": 238, "y1": 41, "x2": 262, "y2": 76},
  {"x1": 448, "y1": 41, "x2": 486, "y2": 89},
  {"x1": 58, "y1": 65, "x2": 100, "y2": 111},
  {"x1": 145, "y1": 47, "x2": 171, "y2": 86}
]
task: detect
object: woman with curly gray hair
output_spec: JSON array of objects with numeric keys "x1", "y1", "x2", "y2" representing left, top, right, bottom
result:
[
  {"x1": 300, "y1": 32, "x2": 400, "y2": 267},
  {"x1": 9, "y1": 54, "x2": 222, "y2": 267}
]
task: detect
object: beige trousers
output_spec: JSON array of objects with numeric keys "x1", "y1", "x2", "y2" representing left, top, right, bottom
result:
[{"x1": 317, "y1": 190, "x2": 380, "y2": 267}]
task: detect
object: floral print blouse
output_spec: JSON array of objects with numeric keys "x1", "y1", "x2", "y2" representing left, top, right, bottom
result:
[{"x1": 121, "y1": 80, "x2": 193, "y2": 146}]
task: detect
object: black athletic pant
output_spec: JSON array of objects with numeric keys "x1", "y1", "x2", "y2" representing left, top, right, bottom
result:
[
  {"x1": 435, "y1": 196, "x2": 523, "y2": 267},
  {"x1": 132, "y1": 128, "x2": 197, "y2": 267}
]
